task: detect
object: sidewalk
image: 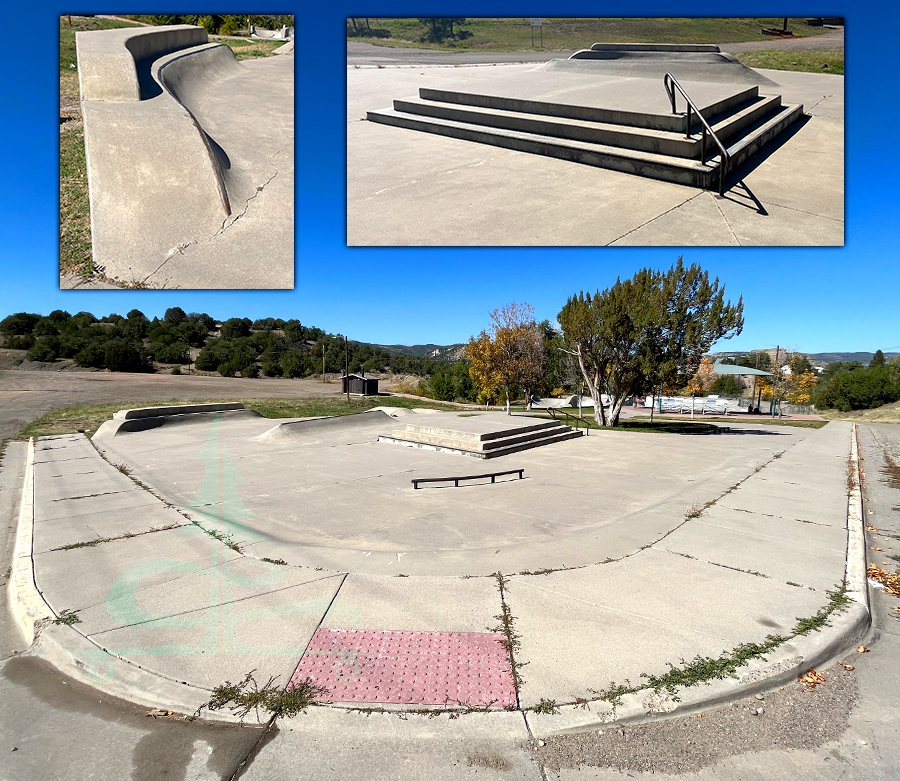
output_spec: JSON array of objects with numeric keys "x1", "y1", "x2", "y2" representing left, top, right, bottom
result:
[{"x1": 7, "y1": 412, "x2": 869, "y2": 745}]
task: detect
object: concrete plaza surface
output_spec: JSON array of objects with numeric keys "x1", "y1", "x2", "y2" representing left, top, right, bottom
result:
[
  {"x1": 7, "y1": 404, "x2": 870, "y2": 755},
  {"x1": 347, "y1": 57, "x2": 842, "y2": 246}
]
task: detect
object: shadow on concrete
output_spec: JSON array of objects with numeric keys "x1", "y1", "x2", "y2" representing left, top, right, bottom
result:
[
  {"x1": 721, "y1": 427, "x2": 792, "y2": 435},
  {"x1": 135, "y1": 56, "x2": 163, "y2": 100},
  {"x1": 723, "y1": 112, "x2": 812, "y2": 191},
  {"x1": 721, "y1": 179, "x2": 769, "y2": 215}
]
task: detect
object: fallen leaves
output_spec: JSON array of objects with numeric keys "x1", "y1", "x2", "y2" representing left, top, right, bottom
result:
[
  {"x1": 857, "y1": 645, "x2": 871, "y2": 653},
  {"x1": 866, "y1": 523, "x2": 878, "y2": 533},
  {"x1": 800, "y1": 668, "x2": 826, "y2": 690},
  {"x1": 867, "y1": 565, "x2": 900, "y2": 595},
  {"x1": 841, "y1": 662, "x2": 855, "y2": 671},
  {"x1": 872, "y1": 547, "x2": 884, "y2": 552}
]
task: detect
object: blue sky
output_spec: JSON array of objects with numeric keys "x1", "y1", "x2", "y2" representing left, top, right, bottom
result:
[{"x1": 0, "y1": 4, "x2": 895, "y2": 355}]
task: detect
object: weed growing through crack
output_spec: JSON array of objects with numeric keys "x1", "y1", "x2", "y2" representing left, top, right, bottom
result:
[
  {"x1": 205, "y1": 670, "x2": 327, "y2": 721},
  {"x1": 260, "y1": 557, "x2": 287, "y2": 566},
  {"x1": 53, "y1": 609, "x2": 81, "y2": 625},
  {"x1": 490, "y1": 572, "x2": 526, "y2": 693},
  {"x1": 192, "y1": 520, "x2": 242, "y2": 553},
  {"x1": 52, "y1": 523, "x2": 181, "y2": 551},
  {"x1": 532, "y1": 698, "x2": 560, "y2": 715},
  {"x1": 793, "y1": 584, "x2": 851, "y2": 635}
]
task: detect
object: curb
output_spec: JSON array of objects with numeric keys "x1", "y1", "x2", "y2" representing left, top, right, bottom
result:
[
  {"x1": 6, "y1": 438, "x2": 257, "y2": 725},
  {"x1": 7, "y1": 439, "x2": 54, "y2": 645},
  {"x1": 527, "y1": 421, "x2": 871, "y2": 737}
]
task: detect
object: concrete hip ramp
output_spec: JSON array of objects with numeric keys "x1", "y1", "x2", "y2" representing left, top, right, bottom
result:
[{"x1": 74, "y1": 25, "x2": 294, "y2": 289}]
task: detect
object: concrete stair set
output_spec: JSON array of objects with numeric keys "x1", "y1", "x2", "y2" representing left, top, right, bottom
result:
[
  {"x1": 367, "y1": 74, "x2": 803, "y2": 190},
  {"x1": 379, "y1": 419, "x2": 584, "y2": 459}
]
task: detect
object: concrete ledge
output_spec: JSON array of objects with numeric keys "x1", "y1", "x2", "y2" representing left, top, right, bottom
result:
[
  {"x1": 113, "y1": 402, "x2": 245, "y2": 420},
  {"x1": 590, "y1": 42, "x2": 722, "y2": 53},
  {"x1": 76, "y1": 25, "x2": 207, "y2": 101}
]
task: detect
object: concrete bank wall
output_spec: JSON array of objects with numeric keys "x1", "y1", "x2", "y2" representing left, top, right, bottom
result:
[{"x1": 76, "y1": 25, "x2": 207, "y2": 101}]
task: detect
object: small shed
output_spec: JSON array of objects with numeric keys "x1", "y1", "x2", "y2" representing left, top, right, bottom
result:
[{"x1": 342, "y1": 373, "x2": 379, "y2": 396}]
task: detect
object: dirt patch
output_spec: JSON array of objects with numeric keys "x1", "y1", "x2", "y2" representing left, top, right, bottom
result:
[{"x1": 529, "y1": 666, "x2": 858, "y2": 775}]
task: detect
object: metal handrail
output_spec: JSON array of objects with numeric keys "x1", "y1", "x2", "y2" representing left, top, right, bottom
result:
[
  {"x1": 545, "y1": 406, "x2": 588, "y2": 432},
  {"x1": 663, "y1": 72, "x2": 731, "y2": 195}
]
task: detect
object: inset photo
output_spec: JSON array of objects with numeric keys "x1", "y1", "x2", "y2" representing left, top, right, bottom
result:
[
  {"x1": 60, "y1": 14, "x2": 294, "y2": 289},
  {"x1": 347, "y1": 17, "x2": 844, "y2": 247}
]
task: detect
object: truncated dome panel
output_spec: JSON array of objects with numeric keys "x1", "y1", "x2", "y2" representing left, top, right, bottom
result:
[{"x1": 289, "y1": 628, "x2": 517, "y2": 707}]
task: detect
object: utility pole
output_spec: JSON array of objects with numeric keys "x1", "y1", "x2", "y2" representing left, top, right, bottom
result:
[
  {"x1": 345, "y1": 336, "x2": 350, "y2": 404},
  {"x1": 771, "y1": 345, "x2": 781, "y2": 417},
  {"x1": 322, "y1": 343, "x2": 326, "y2": 383}
]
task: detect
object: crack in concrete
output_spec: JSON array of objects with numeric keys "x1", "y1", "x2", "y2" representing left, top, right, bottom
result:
[
  {"x1": 607, "y1": 191, "x2": 706, "y2": 245},
  {"x1": 711, "y1": 191, "x2": 742, "y2": 245},
  {"x1": 141, "y1": 142, "x2": 290, "y2": 284}
]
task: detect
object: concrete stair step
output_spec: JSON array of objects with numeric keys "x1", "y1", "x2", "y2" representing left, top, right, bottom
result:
[
  {"x1": 390, "y1": 422, "x2": 572, "y2": 452},
  {"x1": 379, "y1": 426, "x2": 584, "y2": 459},
  {"x1": 367, "y1": 108, "x2": 716, "y2": 187},
  {"x1": 394, "y1": 97, "x2": 703, "y2": 158},
  {"x1": 418, "y1": 86, "x2": 759, "y2": 133},
  {"x1": 400, "y1": 419, "x2": 560, "y2": 443},
  {"x1": 724, "y1": 103, "x2": 804, "y2": 169}
]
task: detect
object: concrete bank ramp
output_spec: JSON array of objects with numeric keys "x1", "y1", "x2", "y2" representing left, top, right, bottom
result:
[
  {"x1": 255, "y1": 410, "x2": 398, "y2": 444},
  {"x1": 93, "y1": 403, "x2": 259, "y2": 438},
  {"x1": 74, "y1": 24, "x2": 294, "y2": 289}
]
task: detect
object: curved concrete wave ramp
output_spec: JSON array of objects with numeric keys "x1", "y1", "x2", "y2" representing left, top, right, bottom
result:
[{"x1": 72, "y1": 25, "x2": 294, "y2": 289}]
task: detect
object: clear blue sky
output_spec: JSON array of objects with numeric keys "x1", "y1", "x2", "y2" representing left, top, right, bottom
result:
[{"x1": 0, "y1": 4, "x2": 894, "y2": 355}]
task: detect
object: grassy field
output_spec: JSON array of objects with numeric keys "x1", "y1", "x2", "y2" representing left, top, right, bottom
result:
[
  {"x1": 17, "y1": 397, "x2": 460, "y2": 440},
  {"x1": 58, "y1": 16, "x2": 280, "y2": 281},
  {"x1": 819, "y1": 401, "x2": 900, "y2": 425},
  {"x1": 733, "y1": 49, "x2": 843, "y2": 75},
  {"x1": 348, "y1": 17, "x2": 828, "y2": 52},
  {"x1": 60, "y1": 17, "x2": 141, "y2": 280}
]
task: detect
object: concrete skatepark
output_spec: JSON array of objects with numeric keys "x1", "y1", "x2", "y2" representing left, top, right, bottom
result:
[
  {"x1": 9, "y1": 402, "x2": 871, "y2": 749},
  {"x1": 72, "y1": 25, "x2": 294, "y2": 289},
  {"x1": 348, "y1": 43, "x2": 843, "y2": 246}
]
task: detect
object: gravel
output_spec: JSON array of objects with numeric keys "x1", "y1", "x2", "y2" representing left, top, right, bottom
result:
[{"x1": 529, "y1": 666, "x2": 859, "y2": 775}]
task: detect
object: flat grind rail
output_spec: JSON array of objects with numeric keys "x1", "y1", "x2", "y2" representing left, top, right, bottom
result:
[
  {"x1": 663, "y1": 72, "x2": 731, "y2": 195},
  {"x1": 412, "y1": 469, "x2": 525, "y2": 489}
]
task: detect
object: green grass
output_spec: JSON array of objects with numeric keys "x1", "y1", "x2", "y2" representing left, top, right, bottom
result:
[
  {"x1": 16, "y1": 396, "x2": 459, "y2": 440},
  {"x1": 218, "y1": 38, "x2": 283, "y2": 60},
  {"x1": 733, "y1": 49, "x2": 843, "y2": 75},
  {"x1": 348, "y1": 17, "x2": 828, "y2": 52},
  {"x1": 524, "y1": 411, "x2": 717, "y2": 434},
  {"x1": 60, "y1": 17, "x2": 141, "y2": 279}
]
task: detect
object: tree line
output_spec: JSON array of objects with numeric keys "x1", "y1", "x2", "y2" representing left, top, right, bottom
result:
[
  {"x1": 0, "y1": 308, "x2": 457, "y2": 382},
  {"x1": 126, "y1": 15, "x2": 294, "y2": 36}
]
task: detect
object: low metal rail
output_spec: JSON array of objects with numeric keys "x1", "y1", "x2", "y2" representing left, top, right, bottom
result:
[
  {"x1": 412, "y1": 469, "x2": 524, "y2": 489},
  {"x1": 663, "y1": 72, "x2": 731, "y2": 195}
]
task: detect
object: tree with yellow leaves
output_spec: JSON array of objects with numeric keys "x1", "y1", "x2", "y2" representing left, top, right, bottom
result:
[{"x1": 466, "y1": 302, "x2": 544, "y2": 415}]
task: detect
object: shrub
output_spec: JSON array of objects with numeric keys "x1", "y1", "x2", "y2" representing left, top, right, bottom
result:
[
  {"x1": 27, "y1": 337, "x2": 59, "y2": 362},
  {"x1": 218, "y1": 361, "x2": 236, "y2": 378},
  {"x1": 242, "y1": 363, "x2": 260, "y2": 379},
  {"x1": 171, "y1": 366, "x2": 181, "y2": 375},
  {"x1": 104, "y1": 341, "x2": 146, "y2": 372}
]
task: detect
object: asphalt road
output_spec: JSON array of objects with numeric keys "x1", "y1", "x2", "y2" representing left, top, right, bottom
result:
[
  {"x1": 0, "y1": 370, "x2": 895, "y2": 781},
  {"x1": 346, "y1": 26, "x2": 844, "y2": 66}
]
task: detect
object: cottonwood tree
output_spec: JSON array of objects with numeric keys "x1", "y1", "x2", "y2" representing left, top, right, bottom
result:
[
  {"x1": 558, "y1": 258, "x2": 743, "y2": 427},
  {"x1": 466, "y1": 302, "x2": 544, "y2": 415}
]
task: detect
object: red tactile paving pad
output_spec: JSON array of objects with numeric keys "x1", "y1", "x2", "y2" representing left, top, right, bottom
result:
[{"x1": 289, "y1": 628, "x2": 517, "y2": 707}]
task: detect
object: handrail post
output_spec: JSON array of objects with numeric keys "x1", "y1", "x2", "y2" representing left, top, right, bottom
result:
[{"x1": 685, "y1": 105, "x2": 692, "y2": 139}]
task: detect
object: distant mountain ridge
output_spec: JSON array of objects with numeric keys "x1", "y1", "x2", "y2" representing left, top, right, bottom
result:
[
  {"x1": 711, "y1": 350, "x2": 899, "y2": 366},
  {"x1": 368, "y1": 343, "x2": 467, "y2": 361}
]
